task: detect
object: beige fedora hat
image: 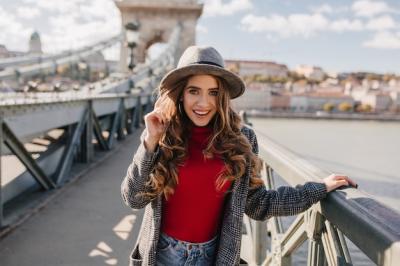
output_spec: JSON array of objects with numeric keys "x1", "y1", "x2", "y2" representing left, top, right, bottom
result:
[{"x1": 159, "y1": 46, "x2": 245, "y2": 99}]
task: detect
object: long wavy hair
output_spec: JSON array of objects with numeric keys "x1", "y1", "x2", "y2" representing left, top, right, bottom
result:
[{"x1": 143, "y1": 75, "x2": 263, "y2": 200}]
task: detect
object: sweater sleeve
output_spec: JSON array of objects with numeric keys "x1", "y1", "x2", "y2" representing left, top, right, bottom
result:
[
  {"x1": 121, "y1": 129, "x2": 160, "y2": 209},
  {"x1": 242, "y1": 126, "x2": 328, "y2": 221}
]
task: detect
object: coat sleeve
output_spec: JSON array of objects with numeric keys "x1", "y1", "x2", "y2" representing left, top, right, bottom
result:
[
  {"x1": 121, "y1": 129, "x2": 160, "y2": 209},
  {"x1": 243, "y1": 126, "x2": 327, "y2": 221}
]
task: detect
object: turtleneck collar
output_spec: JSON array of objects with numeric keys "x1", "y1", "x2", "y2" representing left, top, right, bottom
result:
[
  {"x1": 191, "y1": 125, "x2": 212, "y2": 134},
  {"x1": 189, "y1": 125, "x2": 213, "y2": 146}
]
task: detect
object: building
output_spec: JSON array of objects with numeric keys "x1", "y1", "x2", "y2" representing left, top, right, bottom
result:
[
  {"x1": 389, "y1": 90, "x2": 400, "y2": 112},
  {"x1": 231, "y1": 82, "x2": 271, "y2": 111},
  {"x1": 0, "y1": 44, "x2": 25, "y2": 58},
  {"x1": 295, "y1": 65, "x2": 325, "y2": 81},
  {"x1": 29, "y1": 31, "x2": 43, "y2": 54},
  {"x1": 290, "y1": 92, "x2": 354, "y2": 111},
  {"x1": 361, "y1": 92, "x2": 392, "y2": 112},
  {"x1": 290, "y1": 79, "x2": 312, "y2": 94},
  {"x1": 0, "y1": 44, "x2": 9, "y2": 58},
  {"x1": 270, "y1": 93, "x2": 290, "y2": 110},
  {"x1": 225, "y1": 59, "x2": 288, "y2": 78}
]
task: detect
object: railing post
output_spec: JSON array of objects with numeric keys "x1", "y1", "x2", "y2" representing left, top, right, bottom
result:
[
  {"x1": 0, "y1": 116, "x2": 3, "y2": 228},
  {"x1": 80, "y1": 100, "x2": 94, "y2": 163},
  {"x1": 321, "y1": 221, "x2": 352, "y2": 266},
  {"x1": 270, "y1": 233, "x2": 291, "y2": 266},
  {"x1": 117, "y1": 98, "x2": 126, "y2": 140},
  {"x1": 265, "y1": 164, "x2": 291, "y2": 266},
  {"x1": 306, "y1": 209, "x2": 326, "y2": 266},
  {"x1": 144, "y1": 94, "x2": 153, "y2": 115},
  {"x1": 252, "y1": 219, "x2": 268, "y2": 265},
  {"x1": 251, "y1": 162, "x2": 270, "y2": 264},
  {"x1": 133, "y1": 96, "x2": 142, "y2": 128},
  {"x1": 308, "y1": 240, "x2": 325, "y2": 266}
]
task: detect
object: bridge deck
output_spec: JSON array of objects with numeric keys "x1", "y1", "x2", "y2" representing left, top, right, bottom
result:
[{"x1": 0, "y1": 129, "x2": 145, "y2": 266}]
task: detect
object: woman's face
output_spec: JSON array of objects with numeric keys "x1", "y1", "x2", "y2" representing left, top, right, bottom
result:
[{"x1": 182, "y1": 74, "x2": 219, "y2": 127}]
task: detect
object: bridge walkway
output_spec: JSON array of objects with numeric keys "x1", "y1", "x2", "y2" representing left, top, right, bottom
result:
[{"x1": 0, "y1": 129, "x2": 145, "y2": 266}]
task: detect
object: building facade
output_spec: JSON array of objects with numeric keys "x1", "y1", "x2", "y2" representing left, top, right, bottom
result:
[
  {"x1": 29, "y1": 31, "x2": 43, "y2": 54},
  {"x1": 232, "y1": 82, "x2": 272, "y2": 110},
  {"x1": 295, "y1": 65, "x2": 325, "y2": 81},
  {"x1": 225, "y1": 59, "x2": 288, "y2": 78}
]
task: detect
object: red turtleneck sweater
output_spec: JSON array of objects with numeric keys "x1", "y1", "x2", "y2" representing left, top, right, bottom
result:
[{"x1": 161, "y1": 126, "x2": 232, "y2": 242}]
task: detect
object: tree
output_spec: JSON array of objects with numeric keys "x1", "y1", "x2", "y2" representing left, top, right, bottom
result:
[
  {"x1": 323, "y1": 103, "x2": 335, "y2": 112},
  {"x1": 338, "y1": 102, "x2": 353, "y2": 112},
  {"x1": 356, "y1": 104, "x2": 372, "y2": 112}
]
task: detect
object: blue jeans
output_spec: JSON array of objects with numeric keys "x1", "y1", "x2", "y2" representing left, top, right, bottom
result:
[{"x1": 156, "y1": 233, "x2": 218, "y2": 266}]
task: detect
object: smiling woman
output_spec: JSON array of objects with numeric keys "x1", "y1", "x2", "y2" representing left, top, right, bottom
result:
[
  {"x1": 182, "y1": 75, "x2": 219, "y2": 127},
  {"x1": 120, "y1": 45, "x2": 356, "y2": 266}
]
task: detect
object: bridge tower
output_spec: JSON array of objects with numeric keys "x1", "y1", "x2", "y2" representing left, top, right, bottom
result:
[{"x1": 115, "y1": 0, "x2": 203, "y2": 72}]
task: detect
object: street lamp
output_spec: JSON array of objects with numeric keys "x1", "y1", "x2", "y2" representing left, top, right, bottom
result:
[
  {"x1": 77, "y1": 60, "x2": 88, "y2": 85},
  {"x1": 125, "y1": 21, "x2": 140, "y2": 71}
]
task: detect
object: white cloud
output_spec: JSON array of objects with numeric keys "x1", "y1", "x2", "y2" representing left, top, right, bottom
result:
[
  {"x1": 352, "y1": 0, "x2": 391, "y2": 17},
  {"x1": 22, "y1": 0, "x2": 87, "y2": 14},
  {"x1": 16, "y1": 6, "x2": 41, "y2": 20},
  {"x1": 365, "y1": 15, "x2": 396, "y2": 31},
  {"x1": 363, "y1": 31, "x2": 400, "y2": 49},
  {"x1": 310, "y1": 4, "x2": 333, "y2": 14},
  {"x1": 330, "y1": 19, "x2": 364, "y2": 32},
  {"x1": 241, "y1": 13, "x2": 330, "y2": 38},
  {"x1": 0, "y1": 6, "x2": 33, "y2": 51},
  {"x1": 26, "y1": 0, "x2": 120, "y2": 53},
  {"x1": 203, "y1": 0, "x2": 253, "y2": 17},
  {"x1": 196, "y1": 24, "x2": 208, "y2": 34}
]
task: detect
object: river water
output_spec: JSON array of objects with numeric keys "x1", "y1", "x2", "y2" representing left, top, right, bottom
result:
[{"x1": 249, "y1": 117, "x2": 400, "y2": 265}]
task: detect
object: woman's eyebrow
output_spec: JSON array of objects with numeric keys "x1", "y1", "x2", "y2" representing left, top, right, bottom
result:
[{"x1": 186, "y1": 85, "x2": 219, "y2": 90}]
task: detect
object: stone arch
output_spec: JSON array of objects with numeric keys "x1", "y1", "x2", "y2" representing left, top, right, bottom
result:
[
  {"x1": 144, "y1": 30, "x2": 165, "y2": 51},
  {"x1": 115, "y1": 0, "x2": 203, "y2": 72}
]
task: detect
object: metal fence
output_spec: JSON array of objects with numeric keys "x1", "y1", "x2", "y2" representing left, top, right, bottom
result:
[
  {"x1": 0, "y1": 24, "x2": 181, "y2": 234},
  {"x1": 241, "y1": 129, "x2": 400, "y2": 266}
]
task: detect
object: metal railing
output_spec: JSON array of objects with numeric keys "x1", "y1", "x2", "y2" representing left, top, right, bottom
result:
[
  {"x1": 241, "y1": 129, "x2": 400, "y2": 266},
  {"x1": 0, "y1": 35, "x2": 121, "y2": 81},
  {"x1": 0, "y1": 24, "x2": 182, "y2": 234},
  {"x1": 0, "y1": 35, "x2": 121, "y2": 70}
]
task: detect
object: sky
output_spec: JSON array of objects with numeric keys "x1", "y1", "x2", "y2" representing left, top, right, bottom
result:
[{"x1": 0, "y1": 0, "x2": 399, "y2": 74}]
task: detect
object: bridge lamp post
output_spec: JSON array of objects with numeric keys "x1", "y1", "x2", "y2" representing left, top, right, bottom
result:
[
  {"x1": 77, "y1": 61, "x2": 88, "y2": 86},
  {"x1": 125, "y1": 21, "x2": 140, "y2": 71}
]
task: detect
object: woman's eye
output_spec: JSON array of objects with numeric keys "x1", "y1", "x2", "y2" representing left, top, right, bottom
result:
[
  {"x1": 210, "y1": 91, "x2": 219, "y2": 96},
  {"x1": 188, "y1": 89, "x2": 198, "y2": 94}
]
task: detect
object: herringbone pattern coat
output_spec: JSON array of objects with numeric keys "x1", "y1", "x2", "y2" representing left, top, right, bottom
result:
[{"x1": 121, "y1": 125, "x2": 327, "y2": 265}]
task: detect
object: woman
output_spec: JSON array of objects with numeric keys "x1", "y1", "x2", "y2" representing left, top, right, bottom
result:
[{"x1": 121, "y1": 46, "x2": 356, "y2": 266}]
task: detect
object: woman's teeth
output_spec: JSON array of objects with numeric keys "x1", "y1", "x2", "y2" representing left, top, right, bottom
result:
[{"x1": 194, "y1": 110, "x2": 209, "y2": 116}]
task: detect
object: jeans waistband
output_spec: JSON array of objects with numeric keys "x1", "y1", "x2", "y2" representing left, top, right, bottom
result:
[{"x1": 160, "y1": 233, "x2": 218, "y2": 249}]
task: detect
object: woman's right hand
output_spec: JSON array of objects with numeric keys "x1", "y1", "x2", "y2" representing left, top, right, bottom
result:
[{"x1": 143, "y1": 102, "x2": 167, "y2": 152}]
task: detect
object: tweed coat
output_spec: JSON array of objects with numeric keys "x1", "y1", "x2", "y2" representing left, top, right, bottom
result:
[{"x1": 121, "y1": 125, "x2": 327, "y2": 265}]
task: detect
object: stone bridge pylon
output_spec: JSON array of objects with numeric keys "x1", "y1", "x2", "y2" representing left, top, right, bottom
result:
[{"x1": 115, "y1": 0, "x2": 203, "y2": 72}]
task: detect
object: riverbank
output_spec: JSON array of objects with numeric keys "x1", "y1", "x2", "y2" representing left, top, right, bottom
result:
[{"x1": 246, "y1": 110, "x2": 400, "y2": 121}]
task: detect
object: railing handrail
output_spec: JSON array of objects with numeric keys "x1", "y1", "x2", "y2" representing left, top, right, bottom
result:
[
  {"x1": 0, "y1": 91, "x2": 152, "y2": 108},
  {"x1": 0, "y1": 35, "x2": 121, "y2": 69},
  {"x1": 254, "y1": 128, "x2": 400, "y2": 266},
  {"x1": 0, "y1": 35, "x2": 122, "y2": 81}
]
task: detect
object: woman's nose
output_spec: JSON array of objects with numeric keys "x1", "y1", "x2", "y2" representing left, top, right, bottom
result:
[{"x1": 196, "y1": 94, "x2": 210, "y2": 106}]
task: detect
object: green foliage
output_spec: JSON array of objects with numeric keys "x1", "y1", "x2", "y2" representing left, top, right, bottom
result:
[
  {"x1": 356, "y1": 104, "x2": 373, "y2": 112},
  {"x1": 323, "y1": 103, "x2": 335, "y2": 112},
  {"x1": 338, "y1": 102, "x2": 353, "y2": 112}
]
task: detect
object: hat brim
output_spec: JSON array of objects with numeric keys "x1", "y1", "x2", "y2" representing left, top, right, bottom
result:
[{"x1": 159, "y1": 64, "x2": 245, "y2": 99}]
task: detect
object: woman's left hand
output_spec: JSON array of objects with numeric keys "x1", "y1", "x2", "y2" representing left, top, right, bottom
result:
[{"x1": 323, "y1": 174, "x2": 358, "y2": 192}]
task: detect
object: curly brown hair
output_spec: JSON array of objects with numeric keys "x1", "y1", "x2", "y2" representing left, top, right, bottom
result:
[{"x1": 143, "y1": 75, "x2": 263, "y2": 200}]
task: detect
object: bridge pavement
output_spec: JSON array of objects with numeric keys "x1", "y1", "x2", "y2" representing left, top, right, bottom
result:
[{"x1": 0, "y1": 128, "x2": 146, "y2": 266}]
